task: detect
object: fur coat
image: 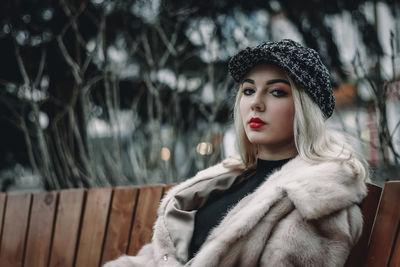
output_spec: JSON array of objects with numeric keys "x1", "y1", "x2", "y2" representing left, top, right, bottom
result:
[{"x1": 104, "y1": 156, "x2": 367, "y2": 267}]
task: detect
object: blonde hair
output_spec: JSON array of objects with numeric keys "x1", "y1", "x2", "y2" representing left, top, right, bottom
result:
[{"x1": 231, "y1": 75, "x2": 370, "y2": 181}]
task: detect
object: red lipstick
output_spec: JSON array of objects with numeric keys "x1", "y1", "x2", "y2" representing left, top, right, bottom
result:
[{"x1": 249, "y1": 117, "x2": 266, "y2": 128}]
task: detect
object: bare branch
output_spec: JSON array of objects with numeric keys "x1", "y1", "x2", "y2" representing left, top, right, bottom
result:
[
  {"x1": 67, "y1": 106, "x2": 95, "y2": 183},
  {"x1": 34, "y1": 48, "x2": 47, "y2": 88},
  {"x1": 82, "y1": 75, "x2": 104, "y2": 95},
  {"x1": 81, "y1": 35, "x2": 100, "y2": 75},
  {"x1": 59, "y1": 0, "x2": 88, "y2": 47},
  {"x1": 157, "y1": 20, "x2": 183, "y2": 67},
  {"x1": 141, "y1": 31, "x2": 155, "y2": 67},
  {"x1": 19, "y1": 117, "x2": 40, "y2": 175},
  {"x1": 155, "y1": 24, "x2": 177, "y2": 56},
  {"x1": 12, "y1": 31, "x2": 30, "y2": 85},
  {"x1": 57, "y1": 35, "x2": 83, "y2": 84},
  {"x1": 390, "y1": 119, "x2": 400, "y2": 139},
  {"x1": 128, "y1": 38, "x2": 140, "y2": 57}
]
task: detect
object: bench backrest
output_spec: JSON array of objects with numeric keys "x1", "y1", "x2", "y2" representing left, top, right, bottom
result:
[
  {"x1": 0, "y1": 182, "x2": 398, "y2": 267},
  {"x1": 364, "y1": 181, "x2": 400, "y2": 267},
  {"x1": 347, "y1": 181, "x2": 400, "y2": 267},
  {"x1": 0, "y1": 184, "x2": 174, "y2": 267},
  {"x1": 346, "y1": 183, "x2": 383, "y2": 266}
]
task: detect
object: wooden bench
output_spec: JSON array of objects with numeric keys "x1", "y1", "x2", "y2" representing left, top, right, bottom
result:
[
  {"x1": 0, "y1": 182, "x2": 398, "y2": 267},
  {"x1": 347, "y1": 182, "x2": 400, "y2": 267}
]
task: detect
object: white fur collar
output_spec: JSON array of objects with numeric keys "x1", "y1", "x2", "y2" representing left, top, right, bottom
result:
[
  {"x1": 160, "y1": 156, "x2": 367, "y2": 219},
  {"x1": 267, "y1": 157, "x2": 367, "y2": 219}
]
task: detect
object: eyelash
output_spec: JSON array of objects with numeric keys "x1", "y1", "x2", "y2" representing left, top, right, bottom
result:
[
  {"x1": 243, "y1": 88, "x2": 255, "y2": 95},
  {"x1": 271, "y1": 89, "x2": 288, "y2": 97},
  {"x1": 242, "y1": 88, "x2": 288, "y2": 97}
]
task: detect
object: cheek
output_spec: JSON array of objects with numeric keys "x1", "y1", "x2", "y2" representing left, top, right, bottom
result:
[
  {"x1": 282, "y1": 102, "x2": 295, "y2": 120},
  {"x1": 239, "y1": 98, "x2": 249, "y2": 121},
  {"x1": 271, "y1": 101, "x2": 295, "y2": 129}
]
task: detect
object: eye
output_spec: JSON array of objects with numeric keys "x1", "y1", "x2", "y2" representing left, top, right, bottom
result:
[
  {"x1": 271, "y1": 89, "x2": 288, "y2": 97},
  {"x1": 243, "y1": 88, "x2": 255, "y2": 96}
]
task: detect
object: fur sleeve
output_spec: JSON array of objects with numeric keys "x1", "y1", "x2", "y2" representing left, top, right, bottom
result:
[
  {"x1": 102, "y1": 244, "x2": 155, "y2": 267},
  {"x1": 346, "y1": 204, "x2": 364, "y2": 247}
]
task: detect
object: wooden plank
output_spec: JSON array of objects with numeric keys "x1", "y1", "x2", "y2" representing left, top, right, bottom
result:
[
  {"x1": 127, "y1": 185, "x2": 164, "y2": 255},
  {"x1": 101, "y1": 187, "x2": 139, "y2": 265},
  {"x1": 0, "y1": 193, "x2": 32, "y2": 267},
  {"x1": 0, "y1": 193, "x2": 6, "y2": 247},
  {"x1": 390, "y1": 232, "x2": 400, "y2": 267},
  {"x1": 24, "y1": 191, "x2": 57, "y2": 267},
  {"x1": 346, "y1": 183, "x2": 382, "y2": 267},
  {"x1": 75, "y1": 188, "x2": 112, "y2": 267},
  {"x1": 48, "y1": 189, "x2": 85, "y2": 267},
  {"x1": 365, "y1": 181, "x2": 400, "y2": 267}
]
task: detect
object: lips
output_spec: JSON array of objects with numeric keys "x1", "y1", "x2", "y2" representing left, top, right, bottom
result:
[{"x1": 249, "y1": 117, "x2": 266, "y2": 128}]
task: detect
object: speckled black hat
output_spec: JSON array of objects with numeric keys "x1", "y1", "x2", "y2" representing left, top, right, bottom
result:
[{"x1": 228, "y1": 39, "x2": 335, "y2": 118}]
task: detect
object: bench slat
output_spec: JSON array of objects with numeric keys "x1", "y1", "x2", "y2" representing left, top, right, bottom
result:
[
  {"x1": 24, "y1": 191, "x2": 57, "y2": 267},
  {"x1": 48, "y1": 189, "x2": 85, "y2": 267},
  {"x1": 127, "y1": 185, "x2": 164, "y2": 255},
  {"x1": 0, "y1": 193, "x2": 32, "y2": 267},
  {"x1": 346, "y1": 183, "x2": 382, "y2": 267},
  {"x1": 75, "y1": 188, "x2": 112, "y2": 267},
  {"x1": 0, "y1": 193, "x2": 6, "y2": 246},
  {"x1": 365, "y1": 181, "x2": 400, "y2": 267},
  {"x1": 101, "y1": 187, "x2": 139, "y2": 265},
  {"x1": 390, "y1": 233, "x2": 400, "y2": 267}
]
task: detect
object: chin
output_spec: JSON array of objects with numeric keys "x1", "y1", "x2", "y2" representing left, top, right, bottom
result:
[
  {"x1": 247, "y1": 136, "x2": 274, "y2": 145},
  {"x1": 246, "y1": 133, "x2": 292, "y2": 147}
]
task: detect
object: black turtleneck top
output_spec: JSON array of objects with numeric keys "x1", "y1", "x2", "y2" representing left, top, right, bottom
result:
[{"x1": 188, "y1": 157, "x2": 292, "y2": 259}]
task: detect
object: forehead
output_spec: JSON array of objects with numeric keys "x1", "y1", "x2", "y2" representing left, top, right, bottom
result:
[{"x1": 242, "y1": 64, "x2": 287, "y2": 81}]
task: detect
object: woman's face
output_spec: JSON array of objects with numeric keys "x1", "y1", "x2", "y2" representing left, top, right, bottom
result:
[{"x1": 239, "y1": 64, "x2": 297, "y2": 159}]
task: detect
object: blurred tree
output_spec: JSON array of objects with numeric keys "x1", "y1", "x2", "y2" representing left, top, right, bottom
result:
[{"x1": 0, "y1": 0, "x2": 396, "y2": 190}]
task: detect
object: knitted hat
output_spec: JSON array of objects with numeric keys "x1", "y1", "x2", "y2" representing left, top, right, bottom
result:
[{"x1": 228, "y1": 39, "x2": 335, "y2": 118}]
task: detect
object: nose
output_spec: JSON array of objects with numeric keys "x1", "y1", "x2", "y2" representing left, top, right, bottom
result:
[{"x1": 250, "y1": 94, "x2": 265, "y2": 112}]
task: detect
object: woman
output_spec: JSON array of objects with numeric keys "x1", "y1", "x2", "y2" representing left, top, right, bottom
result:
[{"x1": 104, "y1": 39, "x2": 369, "y2": 267}]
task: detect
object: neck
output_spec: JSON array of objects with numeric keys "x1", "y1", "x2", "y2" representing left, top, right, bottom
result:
[
  {"x1": 253, "y1": 157, "x2": 293, "y2": 180},
  {"x1": 257, "y1": 142, "x2": 298, "y2": 161}
]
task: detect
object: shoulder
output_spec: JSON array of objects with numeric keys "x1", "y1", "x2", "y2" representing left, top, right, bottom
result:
[
  {"x1": 275, "y1": 157, "x2": 368, "y2": 219},
  {"x1": 158, "y1": 156, "x2": 246, "y2": 214},
  {"x1": 173, "y1": 156, "x2": 245, "y2": 193}
]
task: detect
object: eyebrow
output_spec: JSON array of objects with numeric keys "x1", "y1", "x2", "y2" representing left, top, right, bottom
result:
[{"x1": 241, "y1": 78, "x2": 290, "y2": 86}]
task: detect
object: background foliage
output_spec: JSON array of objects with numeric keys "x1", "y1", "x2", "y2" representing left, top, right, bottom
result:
[{"x1": 0, "y1": 0, "x2": 399, "y2": 191}]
